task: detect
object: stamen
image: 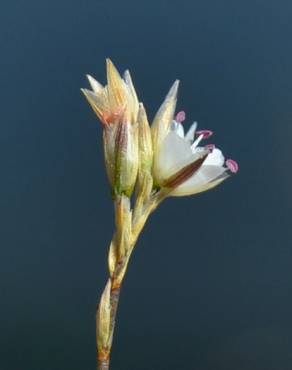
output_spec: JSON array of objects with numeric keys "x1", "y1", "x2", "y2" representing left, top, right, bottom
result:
[
  {"x1": 191, "y1": 134, "x2": 204, "y2": 150},
  {"x1": 175, "y1": 111, "x2": 186, "y2": 123},
  {"x1": 226, "y1": 159, "x2": 239, "y2": 173},
  {"x1": 195, "y1": 130, "x2": 213, "y2": 139},
  {"x1": 205, "y1": 144, "x2": 215, "y2": 152}
]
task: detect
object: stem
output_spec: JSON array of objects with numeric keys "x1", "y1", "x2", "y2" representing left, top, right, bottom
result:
[
  {"x1": 98, "y1": 359, "x2": 109, "y2": 370},
  {"x1": 97, "y1": 285, "x2": 120, "y2": 370},
  {"x1": 96, "y1": 192, "x2": 164, "y2": 370}
]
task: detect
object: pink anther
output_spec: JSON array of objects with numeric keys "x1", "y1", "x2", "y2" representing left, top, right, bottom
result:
[
  {"x1": 195, "y1": 130, "x2": 213, "y2": 139},
  {"x1": 175, "y1": 111, "x2": 186, "y2": 123},
  {"x1": 226, "y1": 159, "x2": 239, "y2": 173}
]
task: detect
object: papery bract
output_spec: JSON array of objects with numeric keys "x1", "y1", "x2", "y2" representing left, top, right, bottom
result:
[{"x1": 82, "y1": 59, "x2": 139, "y2": 197}]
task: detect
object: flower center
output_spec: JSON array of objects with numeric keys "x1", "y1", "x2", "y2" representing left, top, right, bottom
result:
[{"x1": 205, "y1": 144, "x2": 215, "y2": 152}]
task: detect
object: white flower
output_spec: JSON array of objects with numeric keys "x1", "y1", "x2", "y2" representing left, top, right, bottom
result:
[{"x1": 153, "y1": 110, "x2": 238, "y2": 196}]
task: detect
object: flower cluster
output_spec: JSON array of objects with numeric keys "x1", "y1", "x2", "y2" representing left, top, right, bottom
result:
[
  {"x1": 82, "y1": 60, "x2": 139, "y2": 197},
  {"x1": 82, "y1": 59, "x2": 238, "y2": 200},
  {"x1": 81, "y1": 60, "x2": 238, "y2": 370}
]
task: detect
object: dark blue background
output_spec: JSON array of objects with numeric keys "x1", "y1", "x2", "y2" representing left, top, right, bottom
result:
[{"x1": 1, "y1": 0, "x2": 292, "y2": 369}]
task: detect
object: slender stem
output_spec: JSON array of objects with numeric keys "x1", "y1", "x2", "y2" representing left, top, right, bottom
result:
[
  {"x1": 96, "y1": 192, "x2": 164, "y2": 370},
  {"x1": 98, "y1": 359, "x2": 109, "y2": 370}
]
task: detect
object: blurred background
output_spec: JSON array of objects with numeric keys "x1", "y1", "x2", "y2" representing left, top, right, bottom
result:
[{"x1": 1, "y1": 0, "x2": 292, "y2": 369}]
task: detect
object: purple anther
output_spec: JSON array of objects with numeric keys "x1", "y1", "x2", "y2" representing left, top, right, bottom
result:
[
  {"x1": 195, "y1": 130, "x2": 213, "y2": 139},
  {"x1": 205, "y1": 144, "x2": 215, "y2": 152},
  {"x1": 226, "y1": 159, "x2": 239, "y2": 173},
  {"x1": 175, "y1": 111, "x2": 186, "y2": 123}
]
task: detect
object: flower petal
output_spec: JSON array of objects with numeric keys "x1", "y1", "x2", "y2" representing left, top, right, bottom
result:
[
  {"x1": 171, "y1": 121, "x2": 185, "y2": 138},
  {"x1": 173, "y1": 174, "x2": 229, "y2": 196},
  {"x1": 151, "y1": 80, "x2": 179, "y2": 152},
  {"x1": 154, "y1": 131, "x2": 195, "y2": 180},
  {"x1": 86, "y1": 74, "x2": 104, "y2": 94},
  {"x1": 185, "y1": 122, "x2": 197, "y2": 142},
  {"x1": 203, "y1": 148, "x2": 225, "y2": 166},
  {"x1": 162, "y1": 152, "x2": 208, "y2": 189},
  {"x1": 153, "y1": 131, "x2": 208, "y2": 184},
  {"x1": 171, "y1": 165, "x2": 227, "y2": 196}
]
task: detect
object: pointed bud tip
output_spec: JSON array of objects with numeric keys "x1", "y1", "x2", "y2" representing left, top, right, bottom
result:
[
  {"x1": 86, "y1": 74, "x2": 96, "y2": 83},
  {"x1": 123, "y1": 69, "x2": 135, "y2": 86},
  {"x1": 106, "y1": 57, "x2": 113, "y2": 65},
  {"x1": 80, "y1": 87, "x2": 92, "y2": 96},
  {"x1": 166, "y1": 79, "x2": 180, "y2": 100},
  {"x1": 106, "y1": 58, "x2": 120, "y2": 76},
  {"x1": 138, "y1": 102, "x2": 147, "y2": 119},
  {"x1": 172, "y1": 79, "x2": 180, "y2": 88},
  {"x1": 86, "y1": 74, "x2": 94, "y2": 86}
]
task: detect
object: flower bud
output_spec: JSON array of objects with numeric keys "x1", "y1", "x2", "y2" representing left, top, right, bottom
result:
[
  {"x1": 96, "y1": 279, "x2": 112, "y2": 353},
  {"x1": 137, "y1": 103, "x2": 153, "y2": 181},
  {"x1": 132, "y1": 104, "x2": 154, "y2": 217},
  {"x1": 81, "y1": 59, "x2": 140, "y2": 197},
  {"x1": 102, "y1": 120, "x2": 139, "y2": 197}
]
